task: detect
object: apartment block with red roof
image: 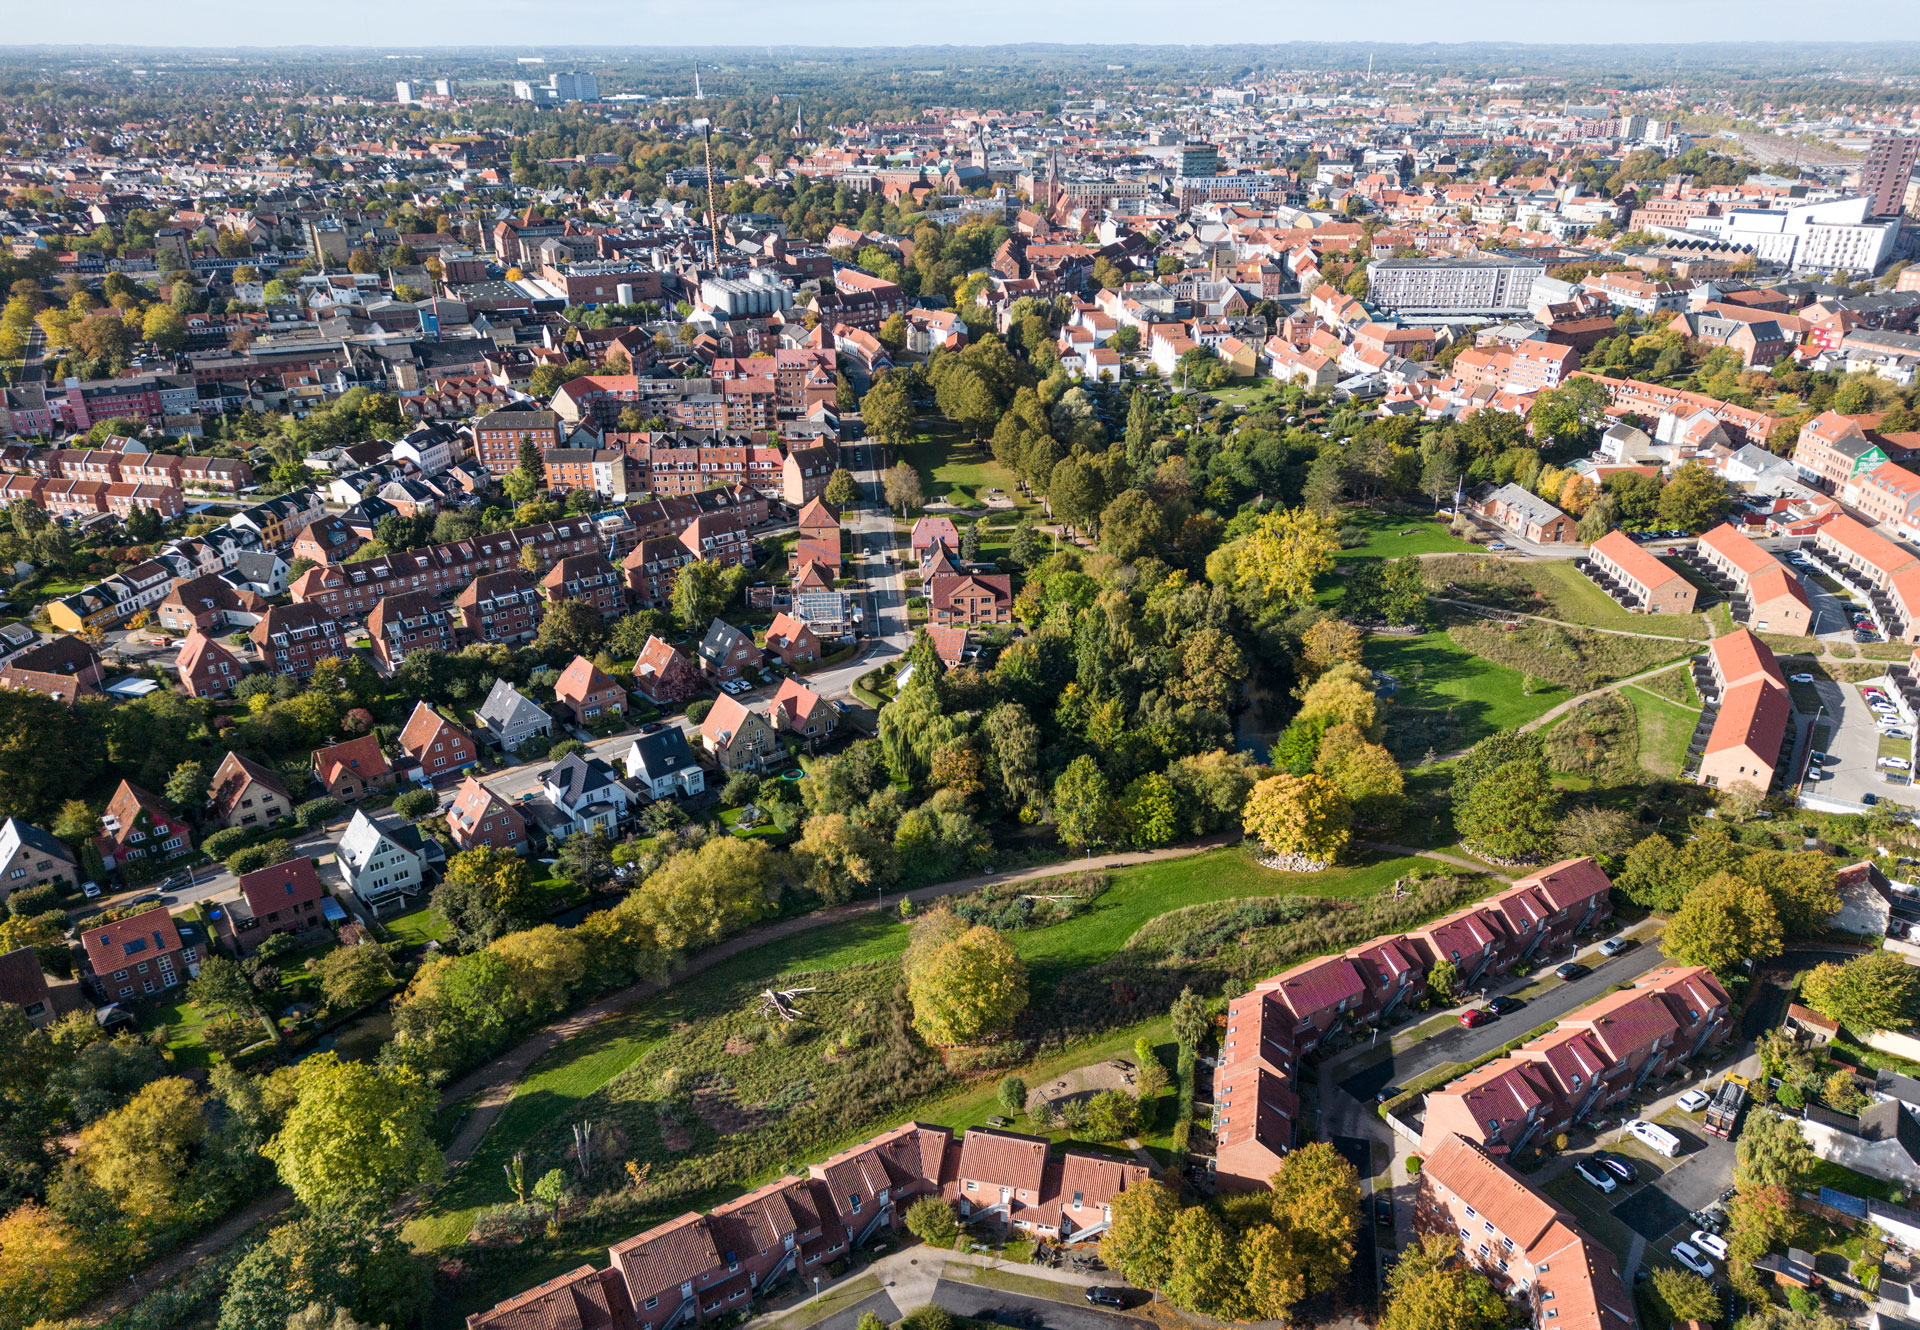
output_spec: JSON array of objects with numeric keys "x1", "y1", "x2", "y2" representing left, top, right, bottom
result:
[
  {"x1": 1843, "y1": 461, "x2": 1920, "y2": 530},
  {"x1": 542, "y1": 552, "x2": 626, "y2": 619},
  {"x1": 1417, "y1": 1133, "x2": 1634, "y2": 1330},
  {"x1": 1582, "y1": 530, "x2": 1697, "y2": 615},
  {"x1": 456, "y1": 570, "x2": 545, "y2": 646},
  {"x1": 366, "y1": 590, "x2": 459, "y2": 670},
  {"x1": 1696, "y1": 629, "x2": 1794, "y2": 793},
  {"x1": 1695, "y1": 523, "x2": 1813, "y2": 635}
]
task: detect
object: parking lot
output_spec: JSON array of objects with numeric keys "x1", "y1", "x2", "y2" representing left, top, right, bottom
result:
[
  {"x1": 1546, "y1": 1107, "x2": 1736, "y2": 1276},
  {"x1": 1806, "y1": 675, "x2": 1919, "y2": 811}
]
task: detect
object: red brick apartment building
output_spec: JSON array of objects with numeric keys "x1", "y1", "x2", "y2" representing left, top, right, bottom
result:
[
  {"x1": 366, "y1": 591, "x2": 459, "y2": 670},
  {"x1": 82, "y1": 905, "x2": 199, "y2": 1003},
  {"x1": 250, "y1": 603, "x2": 347, "y2": 678},
  {"x1": 542, "y1": 553, "x2": 626, "y2": 619},
  {"x1": 468, "y1": 1124, "x2": 1147, "y2": 1330},
  {"x1": 456, "y1": 571, "x2": 546, "y2": 646},
  {"x1": 473, "y1": 405, "x2": 563, "y2": 477}
]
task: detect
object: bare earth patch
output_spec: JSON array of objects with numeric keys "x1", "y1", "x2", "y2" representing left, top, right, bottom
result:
[{"x1": 1029, "y1": 1058, "x2": 1139, "y2": 1111}]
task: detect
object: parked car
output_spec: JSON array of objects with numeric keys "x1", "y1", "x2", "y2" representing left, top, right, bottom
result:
[
  {"x1": 1374, "y1": 1197, "x2": 1393, "y2": 1227},
  {"x1": 1085, "y1": 1288, "x2": 1127, "y2": 1308},
  {"x1": 1692, "y1": 1231, "x2": 1729, "y2": 1261},
  {"x1": 1459, "y1": 1007, "x2": 1495, "y2": 1028},
  {"x1": 1375, "y1": 1086, "x2": 1403, "y2": 1105},
  {"x1": 1485, "y1": 995, "x2": 1522, "y2": 1015},
  {"x1": 1574, "y1": 1159, "x2": 1617, "y2": 1193},
  {"x1": 1598, "y1": 937, "x2": 1637, "y2": 957},
  {"x1": 1594, "y1": 1150, "x2": 1639, "y2": 1184},
  {"x1": 1488, "y1": 542, "x2": 1511, "y2": 552},
  {"x1": 1677, "y1": 1089, "x2": 1712, "y2": 1112},
  {"x1": 1882, "y1": 757, "x2": 1912, "y2": 771},
  {"x1": 1790, "y1": 673, "x2": 1815, "y2": 683},
  {"x1": 1556, "y1": 962, "x2": 1590, "y2": 981},
  {"x1": 1671, "y1": 1242, "x2": 1716, "y2": 1278},
  {"x1": 1866, "y1": 792, "x2": 1881, "y2": 805}
]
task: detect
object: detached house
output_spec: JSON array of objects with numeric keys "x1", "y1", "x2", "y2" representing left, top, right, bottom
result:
[
  {"x1": 700, "y1": 694, "x2": 779, "y2": 772},
  {"x1": 554, "y1": 655, "x2": 627, "y2": 726},
  {"x1": 474, "y1": 678, "x2": 553, "y2": 754},
  {"x1": 336, "y1": 808, "x2": 430, "y2": 917},
  {"x1": 537, "y1": 752, "x2": 639, "y2": 839},
  {"x1": 929, "y1": 573, "x2": 1013, "y2": 626},
  {"x1": 0, "y1": 818, "x2": 79, "y2": 903},
  {"x1": 177, "y1": 629, "x2": 246, "y2": 699},
  {"x1": 446, "y1": 775, "x2": 529, "y2": 854},
  {"x1": 311, "y1": 735, "x2": 394, "y2": 801},
  {"x1": 221, "y1": 857, "x2": 329, "y2": 955},
  {"x1": 399, "y1": 702, "x2": 480, "y2": 781},
  {"x1": 698, "y1": 619, "x2": 761, "y2": 682},
  {"x1": 633, "y1": 635, "x2": 704, "y2": 706},
  {"x1": 764, "y1": 612, "x2": 821, "y2": 667},
  {"x1": 625, "y1": 725, "x2": 706, "y2": 800},
  {"x1": 769, "y1": 678, "x2": 836, "y2": 745},
  {"x1": 98, "y1": 780, "x2": 190, "y2": 871},
  {"x1": 207, "y1": 751, "x2": 293, "y2": 829},
  {"x1": 82, "y1": 905, "x2": 199, "y2": 1002}
]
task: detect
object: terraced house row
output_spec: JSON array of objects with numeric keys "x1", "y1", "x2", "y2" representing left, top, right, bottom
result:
[
  {"x1": 1212, "y1": 857, "x2": 1616, "y2": 1191},
  {"x1": 466, "y1": 1124, "x2": 1149, "y2": 1330}
]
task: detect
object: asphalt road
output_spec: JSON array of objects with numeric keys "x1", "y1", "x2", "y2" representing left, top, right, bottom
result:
[
  {"x1": 932, "y1": 1278, "x2": 1141, "y2": 1330},
  {"x1": 1329, "y1": 1136, "x2": 1379, "y2": 1313},
  {"x1": 65, "y1": 824, "x2": 336, "y2": 927},
  {"x1": 1338, "y1": 941, "x2": 1669, "y2": 1102},
  {"x1": 809, "y1": 1290, "x2": 904, "y2": 1330}
]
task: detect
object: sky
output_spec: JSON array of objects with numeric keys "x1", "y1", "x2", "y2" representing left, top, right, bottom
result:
[{"x1": 8, "y1": 1, "x2": 1920, "y2": 50}]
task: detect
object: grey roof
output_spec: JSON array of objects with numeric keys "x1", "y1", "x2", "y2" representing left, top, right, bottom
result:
[
  {"x1": 1483, "y1": 481, "x2": 1568, "y2": 527},
  {"x1": 476, "y1": 678, "x2": 550, "y2": 732},
  {"x1": 542, "y1": 752, "x2": 626, "y2": 805},
  {"x1": 699, "y1": 618, "x2": 754, "y2": 664},
  {"x1": 1877, "y1": 1071, "x2": 1920, "y2": 1108},
  {"x1": 1, "y1": 817, "x2": 73, "y2": 864},
  {"x1": 232, "y1": 551, "x2": 285, "y2": 581},
  {"x1": 629, "y1": 725, "x2": 698, "y2": 779}
]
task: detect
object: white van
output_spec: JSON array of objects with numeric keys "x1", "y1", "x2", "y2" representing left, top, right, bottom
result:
[{"x1": 1625, "y1": 1118, "x2": 1682, "y2": 1158}]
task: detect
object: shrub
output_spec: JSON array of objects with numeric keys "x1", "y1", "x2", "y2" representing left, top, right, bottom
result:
[
  {"x1": 226, "y1": 839, "x2": 292, "y2": 876},
  {"x1": 904, "y1": 1196, "x2": 959, "y2": 1249},
  {"x1": 551, "y1": 739, "x2": 587, "y2": 760},
  {"x1": 686, "y1": 698, "x2": 713, "y2": 724},
  {"x1": 200, "y1": 826, "x2": 252, "y2": 859},
  {"x1": 6, "y1": 883, "x2": 64, "y2": 917},
  {"x1": 1405, "y1": 1155, "x2": 1422, "y2": 1175},
  {"x1": 293, "y1": 797, "x2": 342, "y2": 830},
  {"x1": 392, "y1": 789, "x2": 438, "y2": 821}
]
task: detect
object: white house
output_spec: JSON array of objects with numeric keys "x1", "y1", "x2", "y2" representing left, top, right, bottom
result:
[
  {"x1": 334, "y1": 809, "x2": 429, "y2": 918},
  {"x1": 538, "y1": 752, "x2": 639, "y2": 838},
  {"x1": 625, "y1": 725, "x2": 706, "y2": 800}
]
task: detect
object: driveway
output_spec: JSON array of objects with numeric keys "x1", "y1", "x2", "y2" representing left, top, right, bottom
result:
[
  {"x1": 932, "y1": 1279, "x2": 1140, "y2": 1330},
  {"x1": 1611, "y1": 1123, "x2": 1735, "y2": 1243},
  {"x1": 808, "y1": 1290, "x2": 903, "y2": 1330},
  {"x1": 1329, "y1": 1136, "x2": 1380, "y2": 1313},
  {"x1": 1804, "y1": 675, "x2": 1914, "y2": 810},
  {"x1": 1337, "y1": 942, "x2": 1668, "y2": 1102}
]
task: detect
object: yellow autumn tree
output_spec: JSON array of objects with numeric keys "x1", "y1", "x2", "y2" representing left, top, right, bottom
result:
[
  {"x1": 0, "y1": 1203, "x2": 102, "y2": 1325},
  {"x1": 1242, "y1": 773, "x2": 1353, "y2": 865}
]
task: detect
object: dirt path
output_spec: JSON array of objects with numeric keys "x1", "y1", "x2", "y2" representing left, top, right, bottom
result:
[
  {"x1": 1354, "y1": 840, "x2": 1514, "y2": 882},
  {"x1": 1517, "y1": 658, "x2": 1694, "y2": 735}
]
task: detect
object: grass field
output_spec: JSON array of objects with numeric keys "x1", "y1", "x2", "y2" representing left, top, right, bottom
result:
[
  {"x1": 384, "y1": 904, "x2": 451, "y2": 945},
  {"x1": 405, "y1": 845, "x2": 1430, "y2": 1268},
  {"x1": 1202, "y1": 382, "x2": 1281, "y2": 407},
  {"x1": 1518, "y1": 561, "x2": 1710, "y2": 640},
  {"x1": 902, "y1": 419, "x2": 1026, "y2": 511},
  {"x1": 1334, "y1": 508, "x2": 1478, "y2": 563},
  {"x1": 1624, "y1": 683, "x2": 1702, "y2": 778},
  {"x1": 1366, "y1": 631, "x2": 1567, "y2": 757}
]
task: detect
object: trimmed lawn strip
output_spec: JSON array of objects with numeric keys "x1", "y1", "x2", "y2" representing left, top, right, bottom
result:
[
  {"x1": 1624, "y1": 684, "x2": 1702, "y2": 779},
  {"x1": 384, "y1": 904, "x2": 451, "y2": 945},
  {"x1": 1365, "y1": 631, "x2": 1566, "y2": 757},
  {"x1": 902, "y1": 420, "x2": 1027, "y2": 512},
  {"x1": 966, "y1": 1266, "x2": 1105, "y2": 1306},
  {"x1": 765, "y1": 1273, "x2": 883, "y2": 1330},
  {"x1": 1335, "y1": 508, "x2": 1479, "y2": 563},
  {"x1": 1518, "y1": 561, "x2": 1708, "y2": 640}
]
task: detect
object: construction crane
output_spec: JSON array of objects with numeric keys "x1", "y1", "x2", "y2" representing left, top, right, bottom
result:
[{"x1": 693, "y1": 66, "x2": 724, "y2": 270}]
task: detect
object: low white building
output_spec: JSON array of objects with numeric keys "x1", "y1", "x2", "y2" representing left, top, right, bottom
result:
[{"x1": 335, "y1": 809, "x2": 429, "y2": 918}]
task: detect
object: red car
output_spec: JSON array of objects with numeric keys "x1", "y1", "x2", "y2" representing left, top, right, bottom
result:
[{"x1": 1458, "y1": 1008, "x2": 1495, "y2": 1028}]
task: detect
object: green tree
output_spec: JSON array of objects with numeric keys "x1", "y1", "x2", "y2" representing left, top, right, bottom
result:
[
  {"x1": 188, "y1": 955, "x2": 263, "y2": 1021},
  {"x1": 861, "y1": 373, "x2": 915, "y2": 446},
  {"x1": 432, "y1": 847, "x2": 541, "y2": 950},
  {"x1": 534, "y1": 599, "x2": 608, "y2": 660},
  {"x1": 1215, "y1": 507, "x2": 1338, "y2": 612},
  {"x1": 998, "y1": 1076, "x2": 1028, "y2": 1118},
  {"x1": 904, "y1": 924, "x2": 1028, "y2": 1046},
  {"x1": 882, "y1": 461, "x2": 924, "y2": 516},
  {"x1": 1656, "y1": 460, "x2": 1730, "y2": 532},
  {"x1": 1104, "y1": 1179, "x2": 1180, "y2": 1289},
  {"x1": 217, "y1": 1215, "x2": 428, "y2": 1330},
  {"x1": 1735, "y1": 1110, "x2": 1814, "y2": 1193},
  {"x1": 824, "y1": 468, "x2": 861, "y2": 508},
  {"x1": 1648, "y1": 1267, "x2": 1719, "y2": 1329},
  {"x1": 264, "y1": 1053, "x2": 441, "y2": 1215},
  {"x1": 1269, "y1": 1140, "x2": 1361, "y2": 1296},
  {"x1": 1052, "y1": 754, "x2": 1113, "y2": 849},
  {"x1": 670, "y1": 557, "x2": 732, "y2": 633},
  {"x1": 1427, "y1": 957, "x2": 1460, "y2": 1004},
  {"x1": 1164, "y1": 1206, "x2": 1246, "y2": 1319},
  {"x1": 904, "y1": 1195, "x2": 960, "y2": 1248},
  {"x1": 1454, "y1": 754, "x2": 1560, "y2": 861},
  {"x1": 1663, "y1": 872, "x2": 1783, "y2": 975},
  {"x1": 1379, "y1": 1234, "x2": 1507, "y2": 1330},
  {"x1": 1802, "y1": 952, "x2": 1920, "y2": 1034},
  {"x1": 314, "y1": 944, "x2": 396, "y2": 1013},
  {"x1": 1117, "y1": 771, "x2": 1179, "y2": 848}
]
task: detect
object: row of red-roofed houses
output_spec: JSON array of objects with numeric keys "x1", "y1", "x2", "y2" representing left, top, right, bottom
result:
[
  {"x1": 467, "y1": 1123, "x2": 1150, "y2": 1330},
  {"x1": 1213, "y1": 857, "x2": 1616, "y2": 1191}
]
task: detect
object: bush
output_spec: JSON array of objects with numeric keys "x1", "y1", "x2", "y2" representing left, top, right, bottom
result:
[
  {"x1": 226, "y1": 839, "x2": 293, "y2": 876},
  {"x1": 200, "y1": 826, "x2": 253, "y2": 860},
  {"x1": 550, "y1": 739, "x2": 587, "y2": 760},
  {"x1": 391, "y1": 789, "x2": 438, "y2": 821},
  {"x1": 293, "y1": 796, "x2": 342, "y2": 830},
  {"x1": 6, "y1": 883, "x2": 64, "y2": 917},
  {"x1": 686, "y1": 698, "x2": 713, "y2": 724},
  {"x1": 722, "y1": 771, "x2": 762, "y2": 806},
  {"x1": 904, "y1": 1196, "x2": 959, "y2": 1249},
  {"x1": 1405, "y1": 1155, "x2": 1422, "y2": 1175}
]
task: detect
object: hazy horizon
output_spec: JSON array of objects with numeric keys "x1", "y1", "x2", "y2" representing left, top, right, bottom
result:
[{"x1": 7, "y1": 2, "x2": 1920, "y2": 52}]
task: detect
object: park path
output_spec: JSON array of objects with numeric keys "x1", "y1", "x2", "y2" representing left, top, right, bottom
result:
[
  {"x1": 1354, "y1": 840, "x2": 1513, "y2": 882},
  {"x1": 1516, "y1": 657, "x2": 1695, "y2": 735}
]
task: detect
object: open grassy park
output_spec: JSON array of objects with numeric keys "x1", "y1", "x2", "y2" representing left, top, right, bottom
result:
[
  {"x1": 407, "y1": 843, "x2": 1485, "y2": 1324},
  {"x1": 1365, "y1": 630, "x2": 1568, "y2": 759},
  {"x1": 901, "y1": 418, "x2": 1027, "y2": 512}
]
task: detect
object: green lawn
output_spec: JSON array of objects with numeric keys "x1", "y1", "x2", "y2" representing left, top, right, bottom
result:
[
  {"x1": 384, "y1": 904, "x2": 451, "y2": 945},
  {"x1": 1518, "y1": 561, "x2": 1710, "y2": 640},
  {"x1": 1203, "y1": 382, "x2": 1281, "y2": 408},
  {"x1": 140, "y1": 995, "x2": 214, "y2": 1070},
  {"x1": 1334, "y1": 507, "x2": 1478, "y2": 563},
  {"x1": 719, "y1": 805, "x2": 784, "y2": 840},
  {"x1": 1366, "y1": 631, "x2": 1567, "y2": 756},
  {"x1": 1624, "y1": 683, "x2": 1702, "y2": 779},
  {"x1": 901, "y1": 419, "x2": 1026, "y2": 511},
  {"x1": 405, "y1": 845, "x2": 1428, "y2": 1259}
]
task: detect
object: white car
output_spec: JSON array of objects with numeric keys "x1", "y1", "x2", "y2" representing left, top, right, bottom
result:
[
  {"x1": 1676, "y1": 1089, "x2": 1711, "y2": 1112},
  {"x1": 1574, "y1": 1159, "x2": 1617, "y2": 1193},
  {"x1": 1790, "y1": 673, "x2": 1815, "y2": 683},
  {"x1": 1691, "y1": 1231, "x2": 1729, "y2": 1261},
  {"x1": 1882, "y1": 757, "x2": 1912, "y2": 771},
  {"x1": 1671, "y1": 1242, "x2": 1716, "y2": 1279}
]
